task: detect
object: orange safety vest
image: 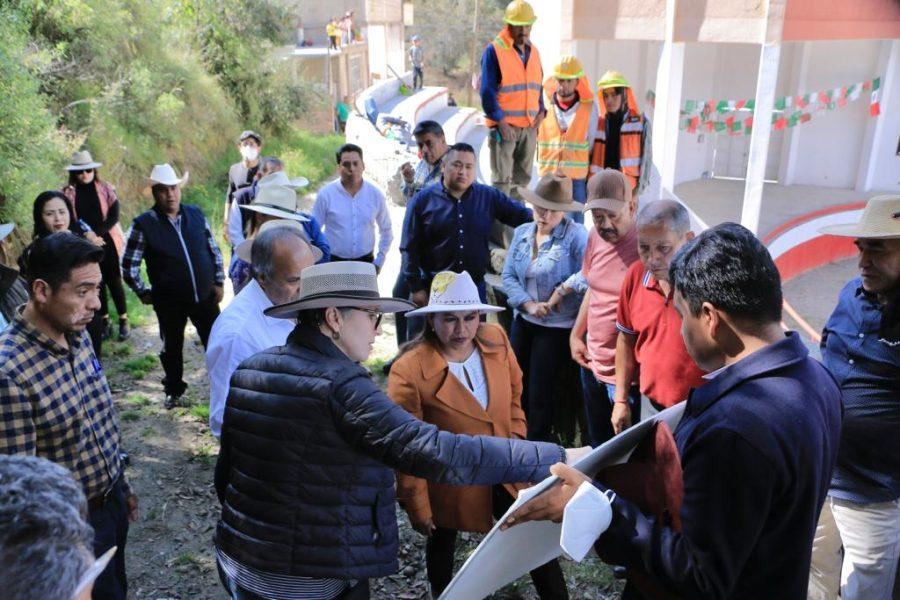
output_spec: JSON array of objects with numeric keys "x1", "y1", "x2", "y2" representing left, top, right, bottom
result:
[
  {"x1": 537, "y1": 76, "x2": 594, "y2": 179},
  {"x1": 591, "y1": 86, "x2": 644, "y2": 191},
  {"x1": 484, "y1": 28, "x2": 543, "y2": 128}
]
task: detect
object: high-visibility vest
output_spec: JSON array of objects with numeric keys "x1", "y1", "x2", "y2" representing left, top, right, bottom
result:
[
  {"x1": 484, "y1": 28, "x2": 543, "y2": 128},
  {"x1": 537, "y1": 94, "x2": 593, "y2": 179},
  {"x1": 591, "y1": 110, "x2": 644, "y2": 191}
]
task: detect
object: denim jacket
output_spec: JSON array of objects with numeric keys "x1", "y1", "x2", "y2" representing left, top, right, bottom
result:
[{"x1": 501, "y1": 218, "x2": 588, "y2": 327}]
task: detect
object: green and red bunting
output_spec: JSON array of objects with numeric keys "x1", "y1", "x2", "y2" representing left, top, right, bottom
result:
[{"x1": 670, "y1": 76, "x2": 882, "y2": 135}]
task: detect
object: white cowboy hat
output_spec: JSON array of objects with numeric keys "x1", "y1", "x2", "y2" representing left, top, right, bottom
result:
[
  {"x1": 147, "y1": 163, "x2": 189, "y2": 187},
  {"x1": 265, "y1": 261, "x2": 415, "y2": 318},
  {"x1": 65, "y1": 150, "x2": 103, "y2": 171},
  {"x1": 520, "y1": 174, "x2": 584, "y2": 212},
  {"x1": 234, "y1": 219, "x2": 323, "y2": 263},
  {"x1": 241, "y1": 185, "x2": 310, "y2": 222},
  {"x1": 257, "y1": 170, "x2": 309, "y2": 189},
  {"x1": 818, "y1": 195, "x2": 900, "y2": 239},
  {"x1": 406, "y1": 271, "x2": 504, "y2": 316},
  {"x1": 0, "y1": 223, "x2": 14, "y2": 242}
]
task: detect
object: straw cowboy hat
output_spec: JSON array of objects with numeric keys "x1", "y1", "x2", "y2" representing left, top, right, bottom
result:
[
  {"x1": 818, "y1": 195, "x2": 900, "y2": 239},
  {"x1": 257, "y1": 170, "x2": 309, "y2": 189},
  {"x1": 406, "y1": 271, "x2": 504, "y2": 316},
  {"x1": 265, "y1": 261, "x2": 415, "y2": 318},
  {"x1": 147, "y1": 163, "x2": 189, "y2": 187},
  {"x1": 234, "y1": 218, "x2": 323, "y2": 263},
  {"x1": 242, "y1": 185, "x2": 310, "y2": 222},
  {"x1": 584, "y1": 168, "x2": 631, "y2": 212},
  {"x1": 520, "y1": 174, "x2": 584, "y2": 212},
  {"x1": 65, "y1": 150, "x2": 103, "y2": 172}
]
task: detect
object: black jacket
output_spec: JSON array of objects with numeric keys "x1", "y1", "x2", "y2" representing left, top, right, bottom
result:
[{"x1": 215, "y1": 324, "x2": 564, "y2": 579}]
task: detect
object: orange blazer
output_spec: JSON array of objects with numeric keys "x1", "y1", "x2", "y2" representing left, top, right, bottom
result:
[{"x1": 387, "y1": 323, "x2": 527, "y2": 533}]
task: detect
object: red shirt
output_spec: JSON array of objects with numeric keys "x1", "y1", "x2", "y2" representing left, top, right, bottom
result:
[{"x1": 615, "y1": 261, "x2": 706, "y2": 407}]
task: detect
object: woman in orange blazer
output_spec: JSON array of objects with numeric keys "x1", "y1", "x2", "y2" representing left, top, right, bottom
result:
[{"x1": 388, "y1": 271, "x2": 568, "y2": 599}]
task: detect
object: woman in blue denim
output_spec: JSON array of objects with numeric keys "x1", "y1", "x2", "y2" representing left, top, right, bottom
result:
[{"x1": 502, "y1": 174, "x2": 588, "y2": 442}]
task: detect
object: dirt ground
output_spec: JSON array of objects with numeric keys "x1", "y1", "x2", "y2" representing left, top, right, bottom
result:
[{"x1": 105, "y1": 309, "x2": 623, "y2": 599}]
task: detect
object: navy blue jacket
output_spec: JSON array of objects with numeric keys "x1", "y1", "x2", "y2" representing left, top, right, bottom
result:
[
  {"x1": 401, "y1": 181, "x2": 532, "y2": 293},
  {"x1": 595, "y1": 332, "x2": 842, "y2": 599},
  {"x1": 132, "y1": 205, "x2": 217, "y2": 304},
  {"x1": 214, "y1": 324, "x2": 564, "y2": 579}
]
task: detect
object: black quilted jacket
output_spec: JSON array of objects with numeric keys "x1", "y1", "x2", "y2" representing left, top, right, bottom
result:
[{"x1": 214, "y1": 324, "x2": 565, "y2": 579}]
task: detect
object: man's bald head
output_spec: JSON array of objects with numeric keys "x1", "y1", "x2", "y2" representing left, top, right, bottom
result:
[{"x1": 252, "y1": 226, "x2": 316, "y2": 305}]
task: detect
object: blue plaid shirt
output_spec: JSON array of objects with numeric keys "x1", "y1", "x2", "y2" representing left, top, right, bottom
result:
[{"x1": 0, "y1": 310, "x2": 124, "y2": 499}]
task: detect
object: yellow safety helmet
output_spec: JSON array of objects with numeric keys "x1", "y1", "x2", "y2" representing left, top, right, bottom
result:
[
  {"x1": 597, "y1": 70, "x2": 631, "y2": 90},
  {"x1": 553, "y1": 56, "x2": 584, "y2": 80},
  {"x1": 503, "y1": 0, "x2": 537, "y2": 26}
]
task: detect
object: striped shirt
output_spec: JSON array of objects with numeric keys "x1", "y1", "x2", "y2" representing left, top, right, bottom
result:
[
  {"x1": 0, "y1": 310, "x2": 124, "y2": 499},
  {"x1": 216, "y1": 548, "x2": 351, "y2": 599}
]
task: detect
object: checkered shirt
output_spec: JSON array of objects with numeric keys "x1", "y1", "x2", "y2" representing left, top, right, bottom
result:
[{"x1": 0, "y1": 311, "x2": 123, "y2": 499}]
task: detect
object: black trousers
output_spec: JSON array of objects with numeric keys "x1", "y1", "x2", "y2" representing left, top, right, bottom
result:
[
  {"x1": 413, "y1": 66, "x2": 424, "y2": 89},
  {"x1": 426, "y1": 485, "x2": 569, "y2": 599},
  {"x1": 88, "y1": 478, "x2": 129, "y2": 600},
  {"x1": 331, "y1": 252, "x2": 374, "y2": 264},
  {"x1": 392, "y1": 263, "x2": 411, "y2": 346},
  {"x1": 509, "y1": 315, "x2": 574, "y2": 443},
  {"x1": 98, "y1": 237, "x2": 128, "y2": 319},
  {"x1": 153, "y1": 292, "x2": 219, "y2": 396},
  {"x1": 87, "y1": 310, "x2": 104, "y2": 360}
]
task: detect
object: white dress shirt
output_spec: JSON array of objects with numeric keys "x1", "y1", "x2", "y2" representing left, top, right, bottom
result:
[
  {"x1": 447, "y1": 348, "x2": 489, "y2": 410},
  {"x1": 205, "y1": 279, "x2": 295, "y2": 437},
  {"x1": 312, "y1": 179, "x2": 392, "y2": 266}
]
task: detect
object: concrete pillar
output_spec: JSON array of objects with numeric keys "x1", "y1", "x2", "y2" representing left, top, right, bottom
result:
[
  {"x1": 652, "y1": 0, "x2": 685, "y2": 200},
  {"x1": 856, "y1": 39, "x2": 899, "y2": 192},
  {"x1": 740, "y1": 0, "x2": 786, "y2": 235},
  {"x1": 778, "y1": 42, "x2": 810, "y2": 186}
]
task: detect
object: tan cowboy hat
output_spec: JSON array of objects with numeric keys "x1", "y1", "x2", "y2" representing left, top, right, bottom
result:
[
  {"x1": 257, "y1": 170, "x2": 309, "y2": 189},
  {"x1": 242, "y1": 185, "x2": 310, "y2": 221},
  {"x1": 147, "y1": 163, "x2": 189, "y2": 187},
  {"x1": 234, "y1": 219, "x2": 323, "y2": 263},
  {"x1": 520, "y1": 174, "x2": 584, "y2": 212},
  {"x1": 406, "y1": 271, "x2": 504, "y2": 316},
  {"x1": 584, "y1": 168, "x2": 631, "y2": 212},
  {"x1": 818, "y1": 195, "x2": 900, "y2": 239},
  {"x1": 65, "y1": 150, "x2": 103, "y2": 171},
  {"x1": 265, "y1": 261, "x2": 415, "y2": 318}
]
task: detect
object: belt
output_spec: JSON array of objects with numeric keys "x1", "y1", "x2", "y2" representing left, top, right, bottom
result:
[{"x1": 87, "y1": 478, "x2": 119, "y2": 513}]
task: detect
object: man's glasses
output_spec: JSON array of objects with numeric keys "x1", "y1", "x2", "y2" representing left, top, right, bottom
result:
[{"x1": 353, "y1": 307, "x2": 383, "y2": 329}]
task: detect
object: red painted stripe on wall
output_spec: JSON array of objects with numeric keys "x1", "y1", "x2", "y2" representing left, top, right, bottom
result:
[{"x1": 774, "y1": 235, "x2": 858, "y2": 283}]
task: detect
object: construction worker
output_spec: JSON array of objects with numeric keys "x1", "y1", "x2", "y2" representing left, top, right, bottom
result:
[
  {"x1": 591, "y1": 70, "x2": 652, "y2": 196},
  {"x1": 537, "y1": 56, "x2": 598, "y2": 223},
  {"x1": 480, "y1": 0, "x2": 545, "y2": 199}
]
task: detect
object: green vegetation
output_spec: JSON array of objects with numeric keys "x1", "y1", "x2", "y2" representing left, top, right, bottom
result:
[
  {"x1": 189, "y1": 404, "x2": 210, "y2": 421},
  {"x1": 0, "y1": 0, "x2": 341, "y2": 252},
  {"x1": 121, "y1": 354, "x2": 157, "y2": 379},
  {"x1": 120, "y1": 409, "x2": 141, "y2": 422}
]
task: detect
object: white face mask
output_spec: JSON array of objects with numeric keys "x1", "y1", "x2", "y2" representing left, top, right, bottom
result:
[{"x1": 240, "y1": 145, "x2": 259, "y2": 161}]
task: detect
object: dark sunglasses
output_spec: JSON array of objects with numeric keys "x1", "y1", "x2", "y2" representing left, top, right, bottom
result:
[
  {"x1": 73, "y1": 168, "x2": 94, "y2": 175},
  {"x1": 353, "y1": 307, "x2": 383, "y2": 329}
]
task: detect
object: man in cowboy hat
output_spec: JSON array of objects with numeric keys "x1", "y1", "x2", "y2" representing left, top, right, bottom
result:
[
  {"x1": 122, "y1": 164, "x2": 225, "y2": 409},
  {"x1": 481, "y1": 0, "x2": 546, "y2": 198},
  {"x1": 313, "y1": 143, "x2": 392, "y2": 269},
  {"x1": 224, "y1": 130, "x2": 263, "y2": 240},
  {"x1": 206, "y1": 221, "x2": 318, "y2": 438},
  {"x1": 591, "y1": 70, "x2": 652, "y2": 196},
  {"x1": 0, "y1": 221, "x2": 28, "y2": 330},
  {"x1": 536, "y1": 56, "x2": 598, "y2": 223},
  {"x1": 809, "y1": 195, "x2": 900, "y2": 600}
]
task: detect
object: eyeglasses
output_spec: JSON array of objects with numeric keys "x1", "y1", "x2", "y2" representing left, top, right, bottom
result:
[
  {"x1": 353, "y1": 307, "x2": 383, "y2": 329},
  {"x1": 74, "y1": 169, "x2": 94, "y2": 175}
]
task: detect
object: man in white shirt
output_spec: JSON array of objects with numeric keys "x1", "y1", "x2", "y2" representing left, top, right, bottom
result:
[
  {"x1": 206, "y1": 222, "x2": 316, "y2": 437},
  {"x1": 312, "y1": 143, "x2": 392, "y2": 272}
]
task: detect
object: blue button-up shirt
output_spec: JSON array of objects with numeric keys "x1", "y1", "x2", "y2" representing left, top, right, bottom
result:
[
  {"x1": 401, "y1": 181, "x2": 532, "y2": 293},
  {"x1": 501, "y1": 218, "x2": 588, "y2": 327},
  {"x1": 822, "y1": 278, "x2": 900, "y2": 503}
]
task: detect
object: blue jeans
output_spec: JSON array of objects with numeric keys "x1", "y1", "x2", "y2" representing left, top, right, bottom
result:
[
  {"x1": 580, "y1": 368, "x2": 641, "y2": 447},
  {"x1": 570, "y1": 178, "x2": 586, "y2": 224}
]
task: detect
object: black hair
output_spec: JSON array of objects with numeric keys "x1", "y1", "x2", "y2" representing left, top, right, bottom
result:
[
  {"x1": 32, "y1": 191, "x2": 76, "y2": 240},
  {"x1": 296, "y1": 307, "x2": 352, "y2": 329},
  {"x1": 335, "y1": 143, "x2": 363, "y2": 164},
  {"x1": 668, "y1": 222, "x2": 783, "y2": 325},
  {"x1": 20, "y1": 232, "x2": 104, "y2": 293},
  {"x1": 413, "y1": 120, "x2": 445, "y2": 138},
  {"x1": 447, "y1": 142, "x2": 476, "y2": 158}
]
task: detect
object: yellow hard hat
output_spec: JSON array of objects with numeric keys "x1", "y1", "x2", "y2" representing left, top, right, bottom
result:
[
  {"x1": 504, "y1": 0, "x2": 537, "y2": 26},
  {"x1": 597, "y1": 70, "x2": 631, "y2": 90},
  {"x1": 553, "y1": 56, "x2": 584, "y2": 80}
]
